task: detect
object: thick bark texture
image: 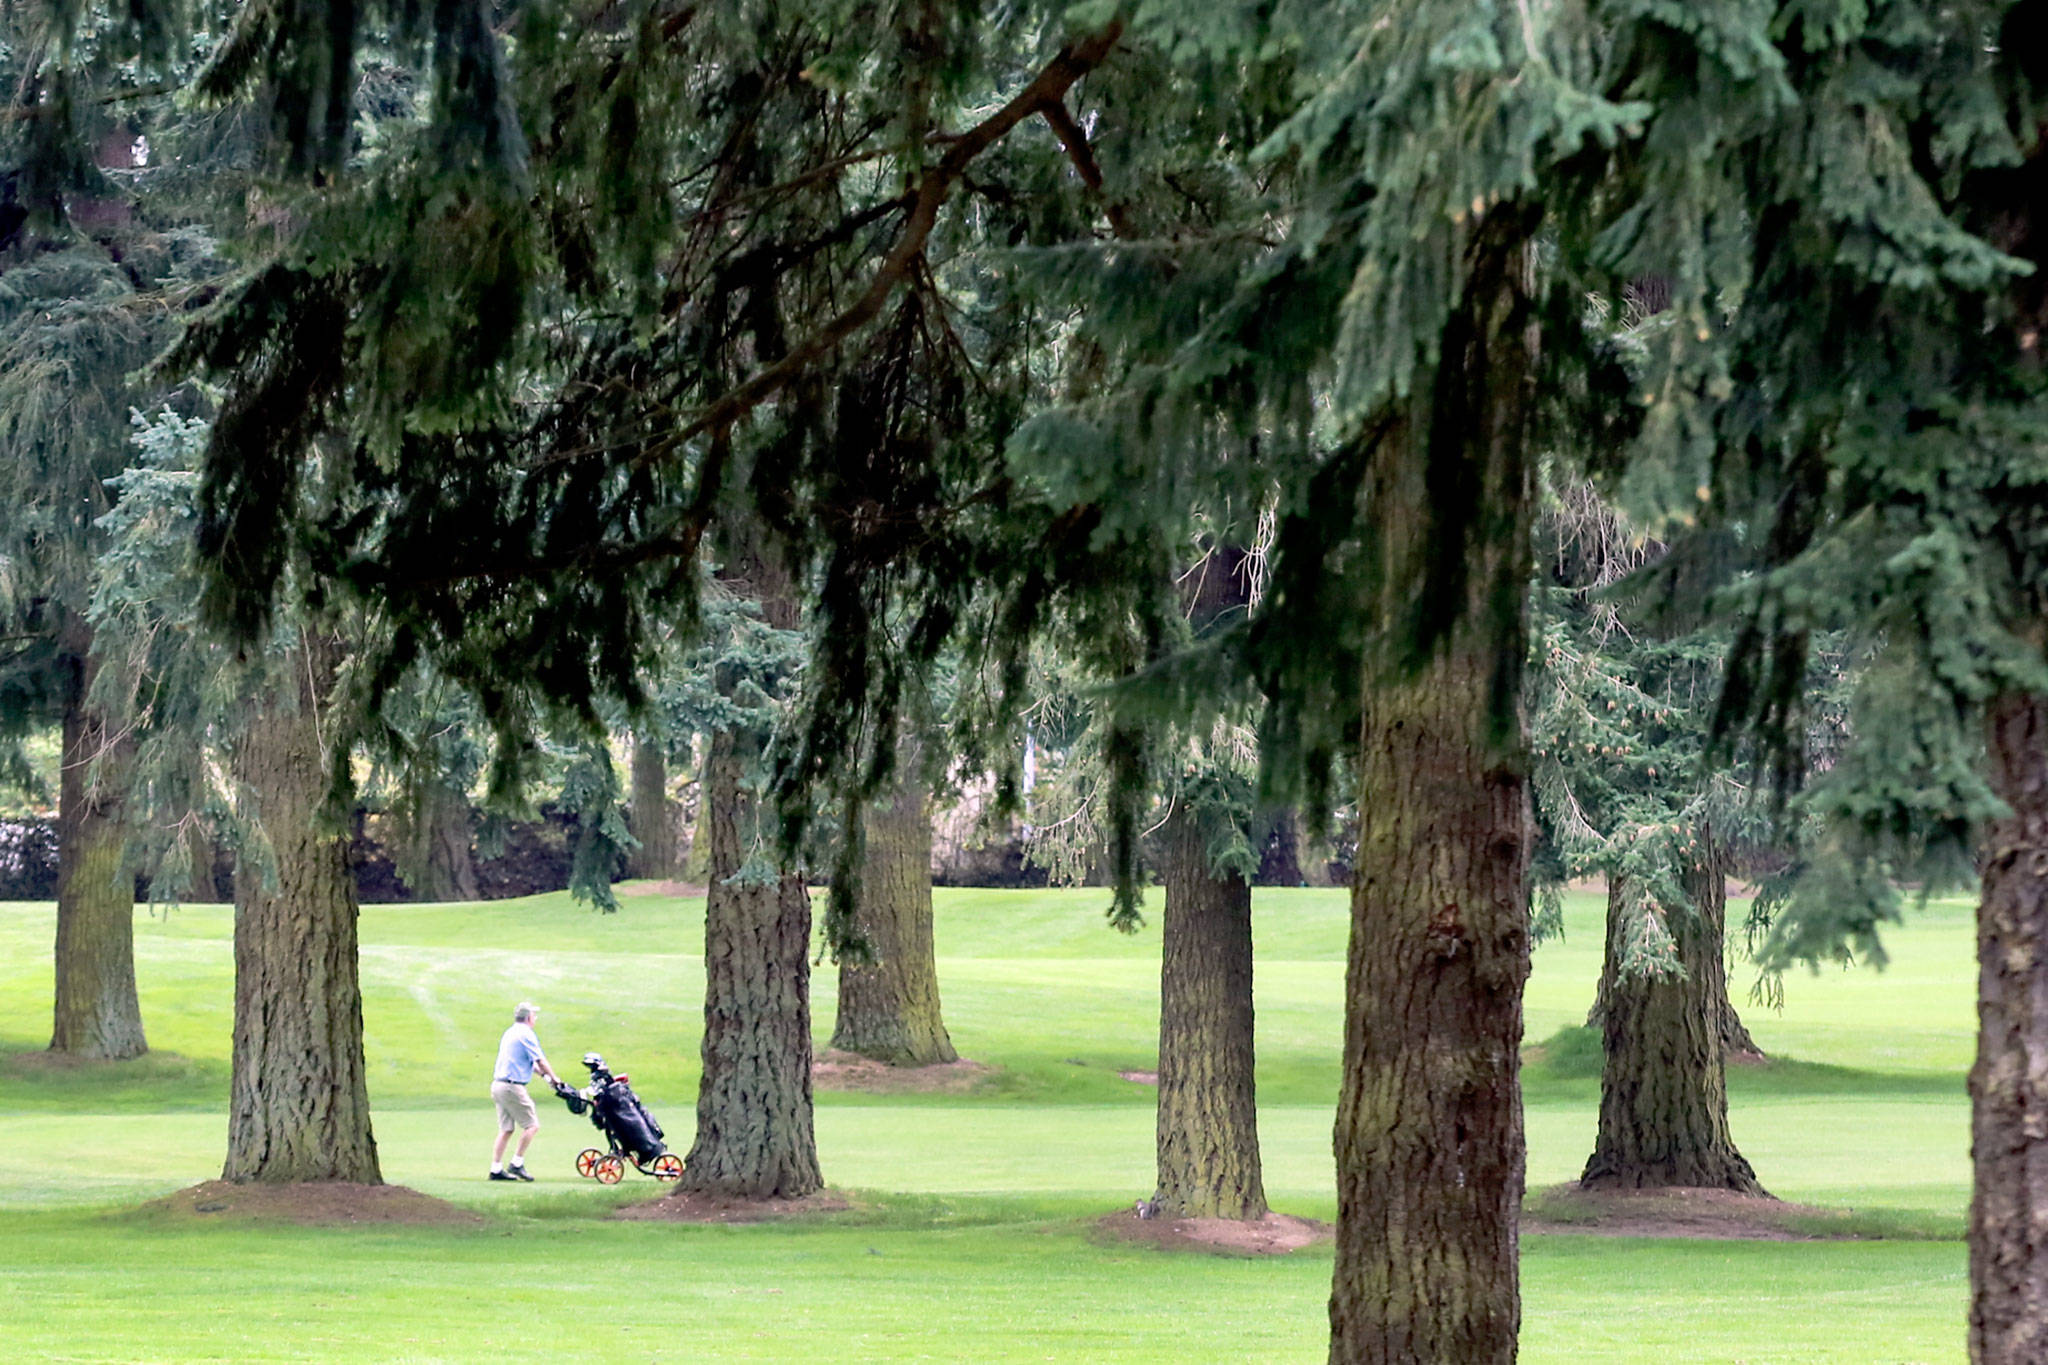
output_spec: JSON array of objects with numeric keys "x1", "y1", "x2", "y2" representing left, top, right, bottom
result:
[
  {"x1": 627, "y1": 734, "x2": 679, "y2": 880},
  {"x1": 50, "y1": 629, "x2": 146, "y2": 1061},
  {"x1": 1720, "y1": 992, "x2": 1765, "y2": 1061},
  {"x1": 1330, "y1": 233, "x2": 1533, "y2": 1365},
  {"x1": 831, "y1": 757, "x2": 956, "y2": 1066},
  {"x1": 1969, "y1": 687, "x2": 2048, "y2": 1363},
  {"x1": 1580, "y1": 850, "x2": 1764, "y2": 1194},
  {"x1": 1154, "y1": 806, "x2": 1266, "y2": 1220},
  {"x1": 682, "y1": 724, "x2": 822, "y2": 1197},
  {"x1": 1586, "y1": 903, "x2": 1764, "y2": 1064},
  {"x1": 223, "y1": 641, "x2": 380, "y2": 1184}
]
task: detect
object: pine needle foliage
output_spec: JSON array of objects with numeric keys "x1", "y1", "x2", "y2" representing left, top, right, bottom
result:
[
  {"x1": 53, "y1": 0, "x2": 2048, "y2": 962},
  {"x1": 1676, "y1": 4, "x2": 2048, "y2": 967},
  {"x1": 0, "y1": 0, "x2": 233, "y2": 795}
]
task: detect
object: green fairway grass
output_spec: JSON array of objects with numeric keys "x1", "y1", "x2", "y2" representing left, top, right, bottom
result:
[{"x1": 0, "y1": 885, "x2": 1977, "y2": 1361}]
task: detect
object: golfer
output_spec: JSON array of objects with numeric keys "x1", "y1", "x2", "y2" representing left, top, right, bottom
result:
[{"x1": 489, "y1": 1001, "x2": 564, "y2": 1181}]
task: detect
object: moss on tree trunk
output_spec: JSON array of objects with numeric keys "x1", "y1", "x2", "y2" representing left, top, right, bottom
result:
[
  {"x1": 1580, "y1": 845, "x2": 1764, "y2": 1194},
  {"x1": 1969, "y1": 687, "x2": 2048, "y2": 1363},
  {"x1": 682, "y1": 724, "x2": 822, "y2": 1198},
  {"x1": 627, "y1": 733, "x2": 678, "y2": 880},
  {"x1": 831, "y1": 750, "x2": 955, "y2": 1066},
  {"x1": 1329, "y1": 230, "x2": 1532, "y2": 1365},
  {"x1": 222, "y1": 639, "x2": 380, "y2": 1184},
  {"x1": 1153, "y1": 805, "x2": 1265, "y2": 1220},
  {"x1": 49, "y1": 628, "x2": 146, "y2": 1062}
]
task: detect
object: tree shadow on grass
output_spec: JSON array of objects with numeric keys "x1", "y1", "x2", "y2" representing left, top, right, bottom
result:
[
  {"x1": 0, "y1": 1042, "x2": 230, "y2": 1113},
  {"x1": 1521, "y1": 1025, "x2": 1963, "y2": 1101}
]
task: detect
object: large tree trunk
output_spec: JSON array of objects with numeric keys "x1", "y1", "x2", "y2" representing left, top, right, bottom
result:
[
  {"x1": 1586, "y1": 885, "x2": 1764, "y2": 1064},
  {"x1": 49, "y1": 626, "x2": 146, "y2": 1061},
  {"x1": 1969, "y1": 687, "x2": 2048, "y2": 1363},
  {"x1": 627, "y1": 733, "x2": 678, "y2": 880},
  {"x1": 1330, "y1": 231, "x2": 1533, "y2": 1365},
  {"x1": 223, "y1": 639, "x2": 380, "y2": 1184},
  {"x1": 681, "y1": 724, "x2": 822, "y2": 1198},
  {"x1": 1580, "y1": 844, "x2": 1764, "y2": 1193},
  {"x1": 399, "y1": 779, "x2": 479, "y2": 902},
  {"x1": 1153, "y1": 805, "x2": 1266, "y2": 1220},
  {"x1": 831, "y1": 750, "x2": 956, "y2": 1066}
]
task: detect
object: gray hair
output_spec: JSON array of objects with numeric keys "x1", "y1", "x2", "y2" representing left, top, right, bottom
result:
[{"x1": 513, "y1": 1002, "x2": 538, "y2": 1023}]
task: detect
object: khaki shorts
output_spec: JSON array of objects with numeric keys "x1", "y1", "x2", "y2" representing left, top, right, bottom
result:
[{"x1": 493, "y1": 1080, "x2": 539, "y2": 1133}]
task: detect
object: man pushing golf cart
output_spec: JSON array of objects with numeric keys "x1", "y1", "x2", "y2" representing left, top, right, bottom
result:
[
  {"x1": 488, "y1": 1002, "x2": 564, "y2": 1181},
  {"x1": 548, "y1": 1052, "x2": 685, "y2": 1185}
]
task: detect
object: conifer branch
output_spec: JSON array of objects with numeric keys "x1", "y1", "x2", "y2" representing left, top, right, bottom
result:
[
  {"x1": 1037, "y1": 96, "x2": 1137, "y2": 240},
  {"x1": 626, "y1": 20, "x2": 1126, "y2": 469},
  {"x1": 0, "y1": 79, "x2": 181, "y2": 122}
]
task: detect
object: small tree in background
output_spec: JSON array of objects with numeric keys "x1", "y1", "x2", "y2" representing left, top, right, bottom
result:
[
  {"x1": 0, "y1": 0, "x2": 242, "y2": 1058},
  {"x1": 829, "y1": 716, "x2": 957, "y2": 1068},
  {"x1": 1529, "y1": 484, "x2": 1768, "y2": 1196}
]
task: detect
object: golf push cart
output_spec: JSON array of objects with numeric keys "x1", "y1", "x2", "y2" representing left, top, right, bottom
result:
[{"x1": 549, "y1": 1052, "x2": 683, "y2": 1185}]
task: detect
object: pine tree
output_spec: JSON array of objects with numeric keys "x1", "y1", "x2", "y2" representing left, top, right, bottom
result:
[
  {"x1": 1023, "y1": 534, "x2": 1271, "y2": 1224},
  {"x1": 93, "y1": 410, "x2": 383, "y2": 1183},
  {"x1": 221, "y1": 630, "x2": 381, "y2": 1183},
  {"x1": 1628, "y1": 7, "x2": 2048, "y2": 1360},
  {"x1": 625, "y1": 730, "x2": 678, "y2": 881},
  {"x1": 677, "y1": 555, "x2": 819, "y2": 1198},
  {"x1": 367, "y1": 683, "x2": 489, "y2": 903},
  {"x1": 145, "y1": 3, "x2": 1133, "y2": 1205},
  {"x1": 1028, "y1": 704, "x2": 1270, "y2": 1223},
  {"x1": 1529, "y1": 484, "x2": 1766, "y2": 1195},
  {"x1": 1151, "y1": 771, "x2": 1266, "y2": 1222},
  {"x1": 0, "y1": 0, "x2": 238, "y2": 1059}
]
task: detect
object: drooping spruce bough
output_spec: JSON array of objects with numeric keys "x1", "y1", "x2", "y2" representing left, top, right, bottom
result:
[{"x1": 1694, "y1": 9, "x2": 2048, "y2": 1359}]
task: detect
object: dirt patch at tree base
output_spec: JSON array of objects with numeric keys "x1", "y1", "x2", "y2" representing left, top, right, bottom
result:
[
  {"x1": 1523, "y1": 1183, "x2": 1861, "y2": 1241},
  {"x1": 138, "y1": 1180, "x2": 482, "y2": 1227},
  {"x1": 812, "y1": 1048, "x2": 993, "y2": 1093},
  {"x1": 615, "y1": 1189, "x2": 854, "y2": 1223},
  {"x1": 1095, "y1": 1208, "x2": 1331, "y2": 1256}
]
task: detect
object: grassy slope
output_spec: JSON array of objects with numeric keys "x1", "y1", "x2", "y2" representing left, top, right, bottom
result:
[{"x1": 0, "y1": 886, "x2": 1974, "y2": 1362}]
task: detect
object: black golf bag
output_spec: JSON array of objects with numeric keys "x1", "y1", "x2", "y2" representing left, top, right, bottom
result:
[{"x1": 552, "y1": 1052, "x2": 666, "y2": 1165}]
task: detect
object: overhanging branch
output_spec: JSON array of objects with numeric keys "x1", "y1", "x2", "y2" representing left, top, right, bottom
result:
[
  {"x1": 1038, "y1": 96, "x2": 1138, "y2": 240},
  {"x1": 623, "y1": 21, "x2": 1125, "y2": 469}
]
